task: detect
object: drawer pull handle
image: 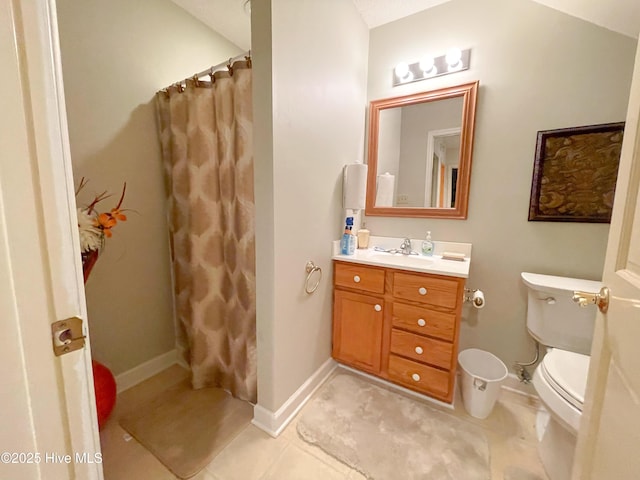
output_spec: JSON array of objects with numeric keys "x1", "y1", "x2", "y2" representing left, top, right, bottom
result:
[
  {"x1": 411, "y1": 373, "x2": 421, "y2": 382},
  {"x1": 374, "y1": 304, "x2": 382, "y2": 312},
  {"x1": 415, "y1": 346, "x2": 423, "y2": 355},
  {"x1": 417, "y1": 318, "x2": 426, "y2": 327},
  {"x1": 418, "y1": 287, "x2": 427, "y2": 295},
  {"x1": 353, "y1": 275, "x2": 361, "y2": 283}
]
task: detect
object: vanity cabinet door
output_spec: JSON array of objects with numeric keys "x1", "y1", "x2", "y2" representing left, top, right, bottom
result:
[{"x1": 332, "y1": 290, "x2": 384, "y2": 374}]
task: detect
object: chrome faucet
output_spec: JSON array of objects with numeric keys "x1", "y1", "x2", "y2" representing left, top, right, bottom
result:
[{"x1": 399, "y1": 238, "x2": 413, "y2": 255}]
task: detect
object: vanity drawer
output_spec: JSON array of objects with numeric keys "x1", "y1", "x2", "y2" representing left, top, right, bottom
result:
[
  {"x1": 390, "y1": 329, "x2": 453, "y2": 370},
  {"x1": 335, "y1": 262, "x2": 385, "y2": 294},
  {"x1": 388, "y1": 354, "x2": 450, "y2": 399},
  {"x1": 392, "y1": 272, "x2": 459, "y2": 309},
  {"x1": 392, "y1": 302, "x2": 456, "y2": 342}
]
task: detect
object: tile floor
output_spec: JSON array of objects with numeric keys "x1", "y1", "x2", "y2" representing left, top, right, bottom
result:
[{"x1": 100, "y1": 365, "x2": 548, "y2": 480}]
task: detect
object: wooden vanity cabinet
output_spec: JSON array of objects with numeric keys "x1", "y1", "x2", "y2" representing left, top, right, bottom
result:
[{"x1": 332, "y1": 260, "x2": 466, "y2": 403}]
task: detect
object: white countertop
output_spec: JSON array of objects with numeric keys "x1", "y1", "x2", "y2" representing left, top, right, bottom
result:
[{"x1": 332, "y1": 236, "x2": 472, "y2": 278}]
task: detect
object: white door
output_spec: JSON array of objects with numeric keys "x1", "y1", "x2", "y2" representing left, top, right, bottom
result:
[
  {"x1": 0, "y1": 0, "x2": 102, "y2": 479},
  {"x1": 572, "y1": 46, "x2": 640, "y2": 478}
]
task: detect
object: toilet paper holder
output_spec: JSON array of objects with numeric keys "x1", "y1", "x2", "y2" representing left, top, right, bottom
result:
[{"x1": 464, "y1": 287, "x2": 485, "y2": 308}]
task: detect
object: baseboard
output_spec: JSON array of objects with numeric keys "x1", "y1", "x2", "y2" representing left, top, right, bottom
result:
[
  {"x1": 502, "y1": 372, "x2": 537, "y2": 397},
  {"x1": 175, "y1": 343, "x2": 190, "y2": 370},
  {"x1": 252, "y1": 358, "x2": 337, "y2": 437},
  {"x1": 115, "y1": 349, "x2": 179, "y2": 393}
]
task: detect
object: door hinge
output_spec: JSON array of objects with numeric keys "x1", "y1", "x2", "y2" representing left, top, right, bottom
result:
[{"x1": 51, "y1": 316, "x2": 86, "y2": 356}]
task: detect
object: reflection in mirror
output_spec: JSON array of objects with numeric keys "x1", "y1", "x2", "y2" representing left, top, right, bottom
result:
[
  {"x1": 427, "y1": 127, "x2": 460, "y2": 208},
  {"x1": 366, "y1": 81, "x2": 478, "y2": 219}
]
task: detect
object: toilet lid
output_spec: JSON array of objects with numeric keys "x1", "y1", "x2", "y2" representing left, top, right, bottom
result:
[{"x1": 540, "y1": 348, "x2": 590, "y2": 411}]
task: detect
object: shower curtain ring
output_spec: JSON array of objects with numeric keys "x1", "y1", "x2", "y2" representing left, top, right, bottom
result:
[{"x1": 227, "y1": 58, "x2": 234, "y2": 76}]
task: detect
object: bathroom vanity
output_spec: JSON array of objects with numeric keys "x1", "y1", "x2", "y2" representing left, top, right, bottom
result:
[{"x1": 331, "y1": 238, "x2": 471, "y2": 404}]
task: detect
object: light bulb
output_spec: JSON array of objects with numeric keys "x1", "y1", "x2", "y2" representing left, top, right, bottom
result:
[
  {"x1": 445, "y1": 47, "x2": 462, "y2": 68},
  {"x1": 394, "y1": 62, "x2": 410, "y2": 79},
  {"x1": 419, "y1": 56, "x2": 435, "y2": 74}
]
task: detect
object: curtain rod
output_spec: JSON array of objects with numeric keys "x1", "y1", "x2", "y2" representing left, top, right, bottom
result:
[{"x1": 161, "y1": 50, "x2": 251, "y2": 92}]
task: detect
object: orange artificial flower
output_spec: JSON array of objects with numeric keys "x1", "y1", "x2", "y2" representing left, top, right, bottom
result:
[
  {"x1": 76, "y1": 179, "x2": 129, "y2": 246},
  {"x1": 110, "y1": 208, "x2": 127, "y2": 222},
  {"x1": 95, "y1": 212, "x2": 117, "y2": 237}
]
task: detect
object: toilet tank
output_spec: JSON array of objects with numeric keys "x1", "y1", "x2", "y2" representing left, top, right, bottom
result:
[{"x1": 521, "y1": 272, "x2": 602, "y2": 355}]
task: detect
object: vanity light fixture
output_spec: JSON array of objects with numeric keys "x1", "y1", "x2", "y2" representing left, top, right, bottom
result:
[{"x1": 393, "y1": 48, "x2": 470, "y2": 86}]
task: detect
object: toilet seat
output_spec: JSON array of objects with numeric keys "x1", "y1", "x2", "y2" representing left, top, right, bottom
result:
[
  {"x1": 541, "y1": 348, "x2": 589, "y2": 410},
  {"x1": 533, "y1": 348, "x2": 590, "y2": 433}
]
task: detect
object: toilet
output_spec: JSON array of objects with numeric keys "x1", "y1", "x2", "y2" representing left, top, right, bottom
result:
[{"x1": 521, "y1": 272, "x2": 602, "y2": 480}]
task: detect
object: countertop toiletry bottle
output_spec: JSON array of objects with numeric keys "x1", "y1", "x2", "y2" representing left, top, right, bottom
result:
[
  {"x1": 347, "y1": 226, "x2": 356, "y2": 255},
  {"x1": 341, "y1": 217, "x2": 355, "y2": 255},
  {"x1": 357, "y1": 223, "x2": 370, "y2": 249},
  {"x1": 422, "y1": 231, "x2": 434, "y2": 256}
]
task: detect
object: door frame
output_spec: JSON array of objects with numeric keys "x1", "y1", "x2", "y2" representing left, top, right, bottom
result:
[{"x1": 0, "y1": 0, "x2": 102, "y2": 478}]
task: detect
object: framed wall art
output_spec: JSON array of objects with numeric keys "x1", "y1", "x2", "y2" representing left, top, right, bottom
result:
[{"x1": 528, "y1": 122, "x2": 625, "y2": 223}]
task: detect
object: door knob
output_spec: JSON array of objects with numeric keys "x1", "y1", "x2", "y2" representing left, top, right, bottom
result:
[{"x1": 572, "y1": 286, "x2": 610, "y2": 314}]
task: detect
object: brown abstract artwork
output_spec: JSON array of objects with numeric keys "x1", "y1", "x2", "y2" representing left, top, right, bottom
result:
[{"x1": 528, "y1": 122, "x2": 625, "y2": 223}]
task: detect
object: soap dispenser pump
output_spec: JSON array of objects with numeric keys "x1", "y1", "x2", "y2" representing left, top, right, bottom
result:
[{"x1": 421, "y1": 231, "x2": 434, "y2": 256}]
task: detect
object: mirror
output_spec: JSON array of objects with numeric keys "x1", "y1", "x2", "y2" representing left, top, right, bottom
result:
[{"x1": 365, "y1": 81, "x2": 478, "y2": 219}]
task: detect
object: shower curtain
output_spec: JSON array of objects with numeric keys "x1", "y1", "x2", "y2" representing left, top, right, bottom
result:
[{"x1": 155, "y1": 60, "x2": 256, "y2": 403}]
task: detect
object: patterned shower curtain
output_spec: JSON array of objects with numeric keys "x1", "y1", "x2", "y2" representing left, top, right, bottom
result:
[{"x1": 155, "y1": 61, "x2": 256, "y2": 403}]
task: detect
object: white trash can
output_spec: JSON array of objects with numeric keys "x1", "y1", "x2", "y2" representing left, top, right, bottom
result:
[{"x1": 458, "y1": 348, "x2": 508, "y2": 419}]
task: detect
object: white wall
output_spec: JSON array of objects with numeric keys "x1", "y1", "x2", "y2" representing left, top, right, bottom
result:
[
  {"x1": 253, "y1": 0, "x2": 369, "y2": 411},
  {"x1": 57, "y1": 0, "x2": 242, "y2": 375},
  {"x1": 366, "y1": 0, "x2": 637, "y2": 372}
]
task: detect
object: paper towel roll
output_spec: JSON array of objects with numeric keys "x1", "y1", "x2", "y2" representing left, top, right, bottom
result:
[
  {"x1": 343, "y1": 163, "x2": 368, "y2": 211},
  {"x1": 375, "y1": 172, "x2": 395, "y2": 207},
  {"x1": 472, "y1": 290, "x2": 485, "y2": 309}
]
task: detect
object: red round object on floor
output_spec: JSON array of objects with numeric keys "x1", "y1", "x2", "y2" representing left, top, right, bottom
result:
[{"x1": 92, "y1": 360, "x2": 116, "y2": 430}]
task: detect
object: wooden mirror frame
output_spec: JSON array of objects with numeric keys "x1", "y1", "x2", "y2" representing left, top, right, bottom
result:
[{"x1": 365, "y1": 80, "x2": 479, "y2": 219}]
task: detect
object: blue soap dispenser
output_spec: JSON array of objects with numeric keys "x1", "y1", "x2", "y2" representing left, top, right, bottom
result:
[
  {"x1": 341, "y1": 217, "x2": 355, "y2": 255},
  {"x1": 421, "y1": 231, "x2": 434, "y2": 256}
]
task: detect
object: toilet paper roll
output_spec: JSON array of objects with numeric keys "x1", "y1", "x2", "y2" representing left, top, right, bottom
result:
[
  {"x1": 375, "y1": 172, "x2": 395, "y2": 207},
  {"x1": 343, "y1": 163, "x2": 368, "y2": 210},
  {"x1": 472, "y1": 290, "x2": 485, "y2": 309}
]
